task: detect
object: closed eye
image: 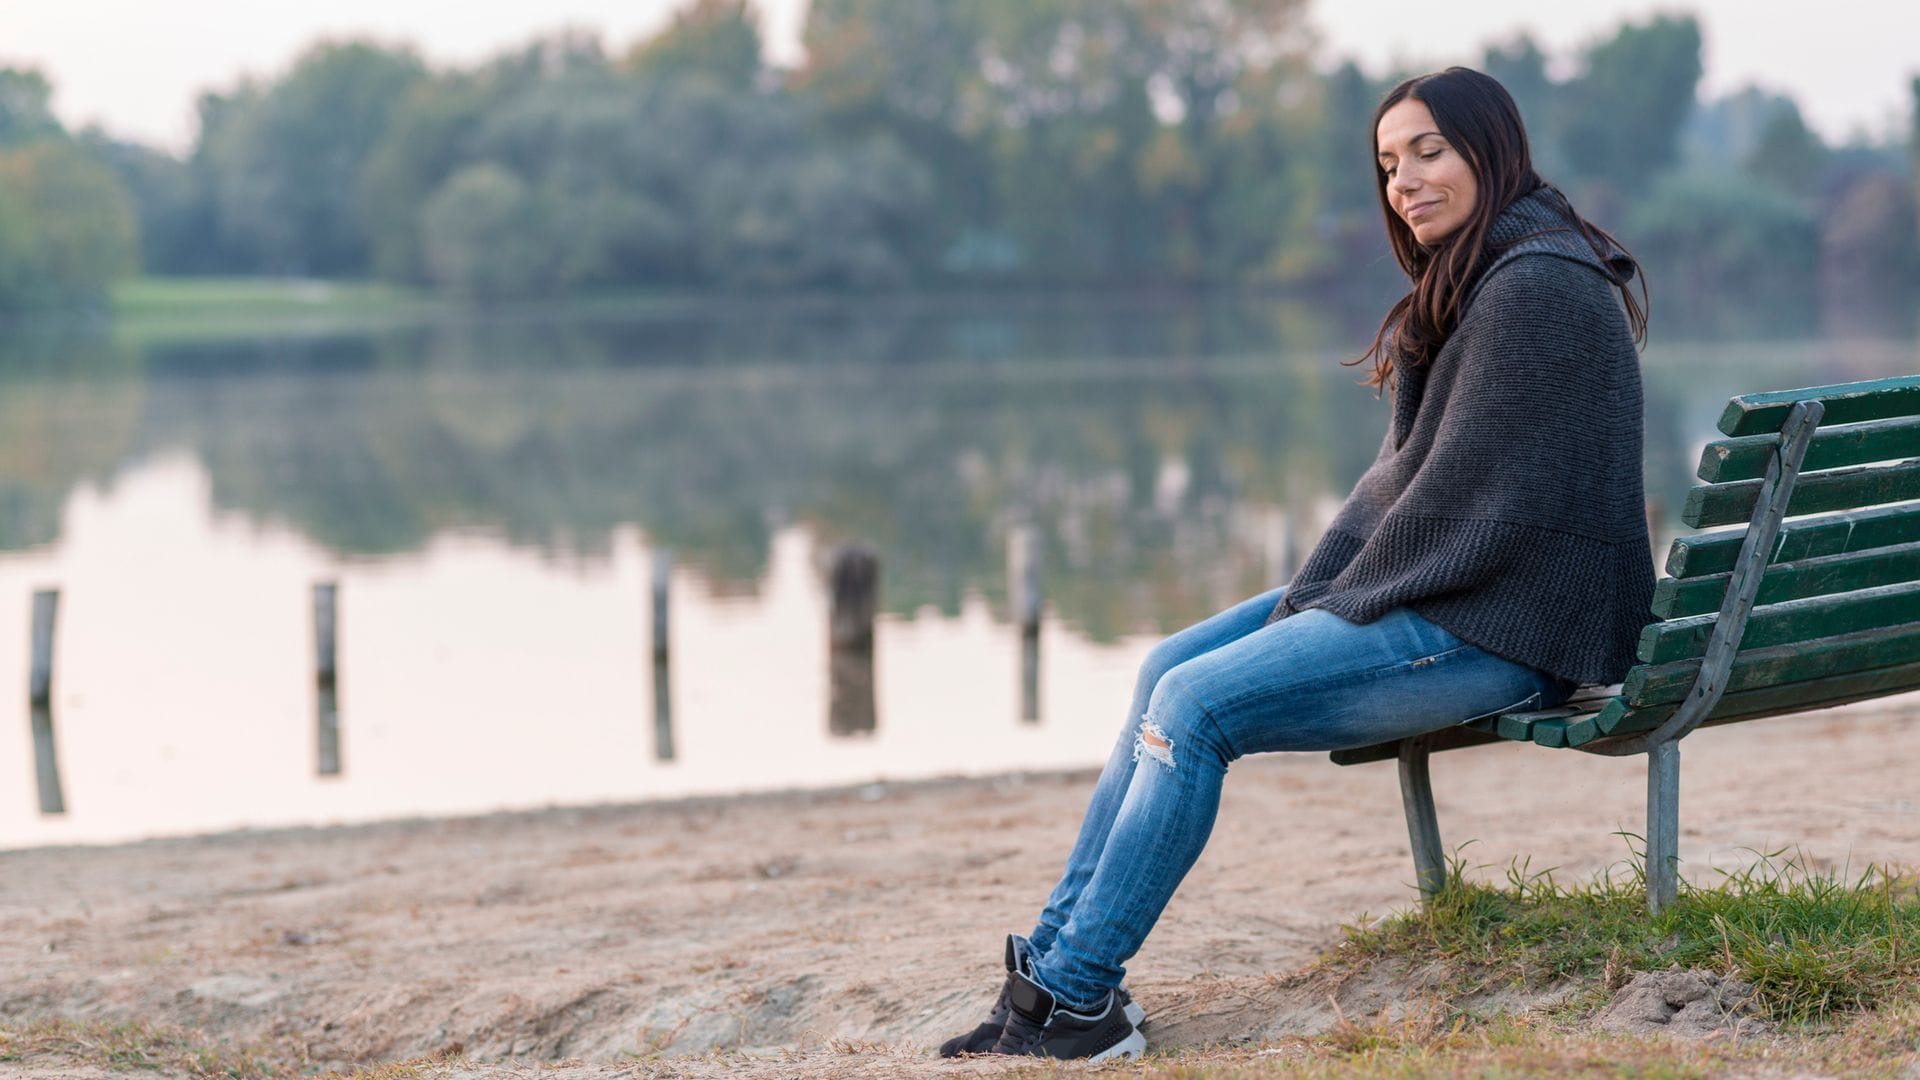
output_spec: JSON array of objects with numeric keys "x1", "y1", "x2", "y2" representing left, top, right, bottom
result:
[{"x1": 1382, "y1": 148, "x2": 1445, "y2": 179}]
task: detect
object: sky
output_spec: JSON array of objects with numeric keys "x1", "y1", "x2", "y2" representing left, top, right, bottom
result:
[{"x1": 1, "y1": 0, "x2": 1914, "y2": 153}]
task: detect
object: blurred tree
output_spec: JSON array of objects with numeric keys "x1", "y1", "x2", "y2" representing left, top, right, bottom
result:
[
  {"x1": 1911, "y1": 77, "x2": 1920, "y2": 247},
  {"x1": 1626, "y1": 171, "x2": 1818, "y2": 332},
  {"x1": 1743, "y1": 101, "x2": 1826, "y2": 199},
  {"x1": 85, "y1": 135, "x2": 213, "y2": 273},
  {"x1": 799, "y1": 0, "x2": 999, "y2": 275},
  {"x1": 623, "y1": 0, "x2": 763, "y2": 90},
  {"x1": 410, "y1": 69, "x2": 930, "y2": 295},
  {"x1": 420, "y1": 163, "x2": 547, "y2": 298},
  {"x1": 1558, "y1": 15, "x2": 1702, "y2": 205},
  {"x1": 201, "y1": 41, "x2": 427, "y2": 275},
  {"x1": 359, "y1": 34, "x2": 609, "y2": 283},
  {"x1": 1480, "y1": 34, "x2": 1567, "y2": 178},
  {"x1": 0, "y1": 140, "x2": 139, "y2": 308},
  {"x1": 1819, "y1": 170, "x2": 1920, "y2": 328},
  {"x1": 0, "y1": 68, "x2": 61, "y2": 147}
]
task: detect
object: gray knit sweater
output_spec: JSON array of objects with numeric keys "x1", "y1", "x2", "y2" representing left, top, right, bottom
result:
[{"x1": 1267, "y1": 188, "x2": 1655, "y2": 687}]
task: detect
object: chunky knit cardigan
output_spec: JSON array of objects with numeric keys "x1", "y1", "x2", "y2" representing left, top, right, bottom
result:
[{"x1": 1267, "y1": 187, "x2": 1655, "y2": 687}]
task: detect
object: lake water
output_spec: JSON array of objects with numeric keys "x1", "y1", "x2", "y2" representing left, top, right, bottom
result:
[{"x1": 3, "y1": 297, "x2": 1915, "y2": 848}]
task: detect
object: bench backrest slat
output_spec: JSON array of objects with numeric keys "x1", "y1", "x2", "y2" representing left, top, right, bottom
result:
[
  {"x1": 1666, "y1": 502, "x2": 1920, "y2": 578},
  {"x1": 1717, "y1": 374, "x2": 1920, "y2": 436},
  {"x1": 1623, "y1": 622, "x2": 1920, "y2": 707},
  {"x1": 1697, "y1": 416, "x2": 1920, "y2": 484},
  {"x1": 1636, "y1": 578, "x2": 1920, "y2": 664},
  {"x1": 1682, "y1": 458, "x2": 1920, "y2": 528},
  {"x1": 1594, "y1": 657, "x2": 1920, "y2": 739},
  {"x1": 1650, "y1": 538, "x2": 1920, "y2": 618}
]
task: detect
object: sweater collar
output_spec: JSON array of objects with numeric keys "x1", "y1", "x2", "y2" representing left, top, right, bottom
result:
[{"x1": 1484, "y1": 186, "x2": 1637, "y2": 286}]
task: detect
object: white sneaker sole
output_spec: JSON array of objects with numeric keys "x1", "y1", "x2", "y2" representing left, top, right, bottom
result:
[{"x1": 1087, "y1": 1027, "x2": 1147, "y2": 1062}]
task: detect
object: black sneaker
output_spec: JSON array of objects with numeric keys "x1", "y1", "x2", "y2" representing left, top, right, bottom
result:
[
  {"x1": 988, "y1": 967, "x2": 1145, "y2": 1061},
  {"x1": 937, "y1": 935, "x2": 1145, "y2": 1057}
]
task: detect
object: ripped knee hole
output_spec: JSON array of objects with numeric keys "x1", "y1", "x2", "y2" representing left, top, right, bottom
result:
[{"x1": 1133, "y1": 719, "x2": 1176, "y2": 768}]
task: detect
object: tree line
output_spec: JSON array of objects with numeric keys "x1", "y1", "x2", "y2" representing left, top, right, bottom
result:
[{"x1": 3, "y1": 0, "x2": 1917, "y2": 327}]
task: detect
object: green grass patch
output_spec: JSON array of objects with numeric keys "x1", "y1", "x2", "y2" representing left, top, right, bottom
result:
[
  {"x1": 112, "y1": 277, "x2": 428, "y2": 319},
  {"x1": 107, "y1": 276, "x2": 439, "y2": 344},
  {"x1": 1335, "y1": 845, "x2": 1920, "y2": 1025}
]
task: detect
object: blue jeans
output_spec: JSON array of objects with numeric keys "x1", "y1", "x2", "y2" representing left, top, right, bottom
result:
[{"x1": 1024, "y1": 585, "x2": 1573, "y2": 1011}]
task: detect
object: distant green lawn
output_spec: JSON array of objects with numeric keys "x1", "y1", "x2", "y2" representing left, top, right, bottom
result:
[
  {"x1": 106, "y1": 276, "x2": 751, "y2": 347},
  {"x1": 109, "y1": 276, "x2": 439, "y2": 342}
]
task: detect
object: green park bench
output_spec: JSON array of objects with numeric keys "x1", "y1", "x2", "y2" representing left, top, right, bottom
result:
[{"x1": 1332, "y1": 373, "x2": 1920, "y2": 913}]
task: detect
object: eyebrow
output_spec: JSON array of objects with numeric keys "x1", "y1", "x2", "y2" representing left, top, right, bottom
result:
[{"x1": 1377, "y1": 131, "x2": 1443, "y2": 162}]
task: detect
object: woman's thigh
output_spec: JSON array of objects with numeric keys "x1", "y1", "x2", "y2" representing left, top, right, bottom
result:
[
  {"x1": 1130, "y1": 585, "x2": 1289, "y2": 702},
  {"x1": 1145, "y1": 605, "x2": 1565, "y2": 757}
]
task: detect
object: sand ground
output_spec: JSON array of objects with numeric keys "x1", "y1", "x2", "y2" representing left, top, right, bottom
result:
[{"x1": 4, "y1": 698, "x2": 1918, "y2": 1075}]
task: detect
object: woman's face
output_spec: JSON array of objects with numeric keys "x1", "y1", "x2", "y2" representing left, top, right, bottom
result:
[{"x1": 1376, "y1": 97, "x2": 1478, "y2": 245}]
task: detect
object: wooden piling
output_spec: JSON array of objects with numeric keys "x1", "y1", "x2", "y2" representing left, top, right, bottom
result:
[
  {"x1": 29, "y1": 588, "x2": 65, "y2": 815},
  {"x1": 650, "y1": 548, "x2": 675, "y2": 760},
  {"x1": 313, "y1": 582, "x2": 340, "y2": 777},
  {"x1": 1008, "y1": 526, "x2": 1042, "y2": 722},
  {"x1": 651, "y1": 549, "x2": 671, "y2": 662},
  {"x1": 827, "y1": 545, "x2": 878, "y2": 736}
]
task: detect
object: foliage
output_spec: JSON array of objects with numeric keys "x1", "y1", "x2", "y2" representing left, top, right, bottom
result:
[
  {"x1": 1819, "y1": 170, "x2": 1920, "y2": 329},
  {"x1": 1556, "y1": 15, "x2": 1704, "y2": 207},
  {"x1": 8, "y1": 8, "x2": 1920, "y2": 309},
  {"x1": 0, "y1": 138, "x2": 140, "y2": 309},
  {"x1": 0, "y1": 67, "x2": 61, "y2": 147},
  {"x1": 1745, "y1": 101, "x2": 1826, "y2": 199},
  {"x1": 196, "y1": 41, "x2": 426, "y2": 275},
  {"x1": 623, "y1": 0, "x2": 763, "y2": 91},
  {"x1": 1626, "y1": 171, "x2": 1820, "y2": 332}
]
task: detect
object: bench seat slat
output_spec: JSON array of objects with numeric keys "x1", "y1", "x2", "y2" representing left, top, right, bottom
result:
[
  {"x1": 1622, "y1": 622, "x2": 1920, "y2": 706},
  {"x1": 1651, "y1": 539, "x2": 1920, "y2": 618},
  {"x1": 1697, "y1": 416, "x2": 1920, "y2": 483},
  {"x1": 1667, "y1": 503, "x2": 1920, "y2": 579},
  {"x1": 1681, "y1": 459, "x2": 1920, "y2": 529},
  {"x1": 1636, "y1": 579, "x2": 1920, "y2": 663},
  {"x1": 1718, "y1": 374, "x2": 1920, "y2": 437},
  {"x1": 1329, "y1": 689, "x2": 1619, "y2": 766},
  {"x1": 1595, "y1": 659, "x2": 1920, "y2": 736}
]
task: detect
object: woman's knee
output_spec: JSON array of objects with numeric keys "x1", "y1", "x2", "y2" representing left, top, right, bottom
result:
[
  {"x1": 1133, "y1": 635, "x2": 1191, "y2": 702},
  {"x1": 1136, "y1": 664, "x2": 1238, "y2": 769}
]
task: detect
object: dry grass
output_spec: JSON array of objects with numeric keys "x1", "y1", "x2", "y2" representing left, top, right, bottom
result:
[{"x1": 7, "y1": 1000, "x2": 1920, "y2": 1079}]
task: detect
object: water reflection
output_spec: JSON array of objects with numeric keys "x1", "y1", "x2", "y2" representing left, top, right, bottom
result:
[
  {"x1": 0, "y1": 456, "x2": 1157, "y2": 847},
  {"x1": 0, "y1": 299, "x2": 1913, "y2": 848}
]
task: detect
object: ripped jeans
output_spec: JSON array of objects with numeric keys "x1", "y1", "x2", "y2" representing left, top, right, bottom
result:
[{"x1": 1023, "y1": 585, "x2": 1574, "y2": 1011}]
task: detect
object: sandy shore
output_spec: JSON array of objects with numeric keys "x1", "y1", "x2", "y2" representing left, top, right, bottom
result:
[{"x1": 4, "y1": 697, "x2": 1918, "y2": 1075}]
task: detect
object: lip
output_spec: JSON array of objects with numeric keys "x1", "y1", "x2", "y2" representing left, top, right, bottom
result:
[{"x1": 1405, "y1": 200, "x2": 1441, "y2": 221}]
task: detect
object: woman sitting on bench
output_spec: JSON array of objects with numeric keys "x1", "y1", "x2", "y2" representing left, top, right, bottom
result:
[{"x1": 941, "y1": 65, "x2": 1658, "y2": 1061}]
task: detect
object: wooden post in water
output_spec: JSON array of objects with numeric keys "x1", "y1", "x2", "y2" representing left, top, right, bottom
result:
[
  {"x1": 29, "y1": 588, "x2": 65, "y2": 815},
  {"x1": 313, "y1": 582, "x2": 341, "y2": 777},
  {"x1": 650, "y1": 549, "x2": 675, "y2": 761},
  {"x1": 827, "y1": 545, "x2": 878, "y2": 736},
  {"x1": 1008, "y1": 525, "x2": 1043, "y2": 723}
]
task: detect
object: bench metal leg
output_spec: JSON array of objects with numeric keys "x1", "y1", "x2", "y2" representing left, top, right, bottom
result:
[
  {"x1": 1646, "y1": 741, "x2": 1680, "y2": 913},
  {"x1": 1397, "y1": 736, "x2": 1446, "y2": 900}
]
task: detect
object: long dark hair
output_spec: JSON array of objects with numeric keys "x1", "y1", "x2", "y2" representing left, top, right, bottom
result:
[{"x1": 1352, "y1": 66, "x2": 1649, "y2": 392}]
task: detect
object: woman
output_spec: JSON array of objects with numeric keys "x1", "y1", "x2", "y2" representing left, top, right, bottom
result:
[{"x1": 938, "y1": 65, "x2": 1656, "y2": 1062}]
